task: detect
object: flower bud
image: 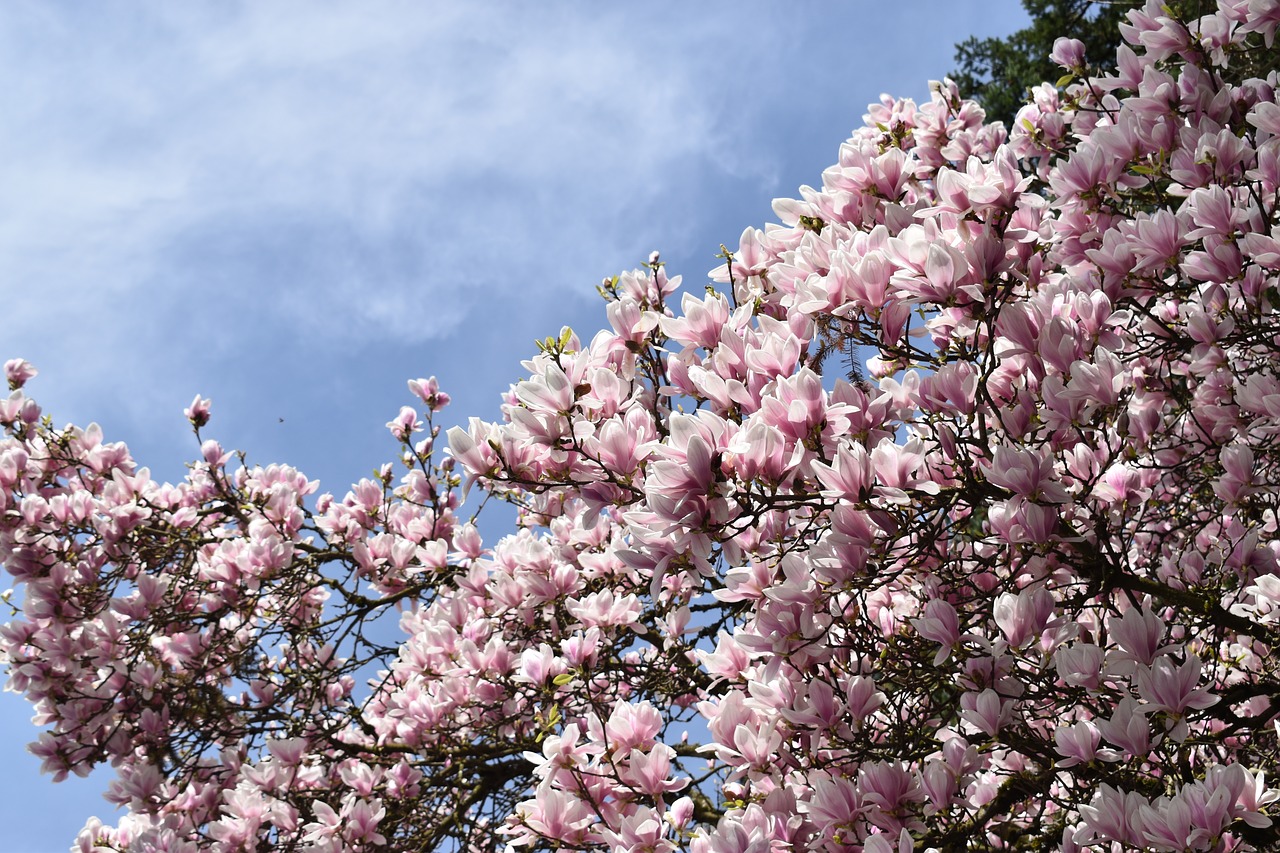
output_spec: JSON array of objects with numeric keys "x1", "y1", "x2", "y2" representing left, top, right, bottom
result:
[{"x1": 1050, "y1": 37, "x2": 1085, "y2": 70}]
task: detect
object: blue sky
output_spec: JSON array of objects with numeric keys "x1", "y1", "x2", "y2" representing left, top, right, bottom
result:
[{"x1": 0, "y1": 3, "x2": 1029, "y2": 848}]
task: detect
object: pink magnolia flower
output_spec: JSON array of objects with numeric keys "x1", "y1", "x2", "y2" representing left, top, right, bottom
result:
[
  {"x1": 912, "y1": 599, "x2": 961, "y2": 665},
  {"x1": 1096, "y1": 697, "x2": 1154, "y2": 758},
  {"x1": 919, "y1": 759, "x2": 956, "y2": 816},
  {"x1": 1213, "y1": 444, "x2": 1257, "y2": 504},
  {"x1": 960, "y1": 689, "x2": 1014, "y2": 738},
  {"x1": 601, "y1": 808, "x2": 672, "y2": 853},
  {"x1": 1078, "y1": 784, "x2": 1146, "y2": 847},
  {"x1": 385, "y1": 406, "x2": 422, "y2": 442},
  {"x1": 806, "y1": 772, "x2": 864, "y2": 840},
  {"x1": 184, "y1": 394, "x2": 212, "y2": 428},
  {"x1": 1137, "y1": 786, "x2": 1231, "y2": 852},
  {"x1": 992, "y1": 587, "x2": 1055, "y2": 648},
  {"x1": 1054, "y1": 720, "x2": 1121, "y2": 767},
  {"x1": 844, "y1": 675, "x2": 885, "y2": 727},
  {"x1": 1054, "y1": 643, "x2": 1104, "y2": 690},
  {"x1": 407, "y1": 376, "x2": 450, "y2": 411},
  {"x1": 980, "y1": 445, "x2": 1070, "y2": 503},
  {"x1": 1134, "y1": 656, "x2": 1219, "y2": 741},
  {"x1": 1106, "y1": 604, "x2": 1178, "y2": 675},
  {"x1": 1050, "y1": 36, "x2": 1086, "y2": 69},
  {"x1": 509, "y1": 789, "x2": 595, "y2": 847},
  {"x1": 602, "y1": 701, "x2": 665, "y2": 756},
  {"x1": 3, "y1": 358, "x2": 37, "y2": 390},
  {"x1": 620, "y1": 745, "x2": 687, "y2": 797},
  {"x1": 667, "y1": 796, "x2": 694, "y2": 829},
  {"x1": 863, "y1": 828, "x2": 913, "y2": 853},
  {"x1": 300, "y1": 801, "x2": 343, "y2": 847},
  {"x1": 858, "y1": 761, "x2": 924, "y2": 832}
]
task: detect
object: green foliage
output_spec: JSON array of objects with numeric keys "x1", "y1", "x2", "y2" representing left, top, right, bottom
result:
[
  {"x1": 952, "y1": 1, "x2": 1128, "y2": 125},
  {"x1": 951, "y1": 1, "x2": 1220, "y2": 126}
]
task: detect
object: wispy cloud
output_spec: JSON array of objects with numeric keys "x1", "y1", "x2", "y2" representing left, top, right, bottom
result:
[
  {"x1": 0, "y1": 0, "x2": 1032, "y2": 473},
  {"x1": 0, "y1": 4, "x2": 756, "y2": 360}
]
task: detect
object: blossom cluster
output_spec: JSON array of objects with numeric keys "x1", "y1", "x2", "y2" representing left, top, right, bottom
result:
[{"x1": 4, "y1": 1, "x2": 1280, "y2": 850}]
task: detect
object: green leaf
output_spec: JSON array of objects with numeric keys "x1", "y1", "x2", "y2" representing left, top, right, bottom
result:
[
  {"x1": 1056, "y1": 72, "x2": 1075, "y2": 87},
  {"x1": 551, "y1": 672, "x2": 574, "y2": 686}
]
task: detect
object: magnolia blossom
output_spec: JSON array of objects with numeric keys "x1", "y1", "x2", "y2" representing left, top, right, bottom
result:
[{"x1": 4, "y1": 3, "x2": 1280, "y2": 851}]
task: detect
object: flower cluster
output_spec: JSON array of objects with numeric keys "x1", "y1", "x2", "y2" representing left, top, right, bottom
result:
[{"x1": 4, "y1": 2, "x2": 1280, "y2": 850}]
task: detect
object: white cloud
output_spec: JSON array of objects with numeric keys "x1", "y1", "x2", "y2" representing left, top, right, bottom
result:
[
  {"x1": 0, "y1": 4, "x2": 757, "y2": 367},
  {"x1": 0, "y1": 0, "x2": 1037, "y2": 467},
  {"x1": 0, "y1": 1, "x2": 1038, "y2": 438}
]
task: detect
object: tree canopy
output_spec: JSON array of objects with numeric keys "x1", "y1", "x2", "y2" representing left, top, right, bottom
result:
[{"x1": 951, "y1": 0, "x2": 1224, "y2": 124}]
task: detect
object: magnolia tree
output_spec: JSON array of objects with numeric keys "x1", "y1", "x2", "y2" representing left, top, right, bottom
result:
[{"x1": 5, "y1": 1, "x2": 1280, "y2": 850}]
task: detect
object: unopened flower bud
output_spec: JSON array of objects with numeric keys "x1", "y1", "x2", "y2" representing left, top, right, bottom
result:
[
  {"x1": 4, "y1": 359, "x2": 37, "y2": 391},
  {"x1": 1050, "y1": 37, "x2": 1085, "y2": 71},
  {"x1": 185, "y1": 395, "x2": 212, "y2": 429}
]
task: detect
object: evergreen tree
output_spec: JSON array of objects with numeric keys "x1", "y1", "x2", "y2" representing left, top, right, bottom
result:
[{"x1": 952, "y1": 0, "x2": 1220, "y2": 124}]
